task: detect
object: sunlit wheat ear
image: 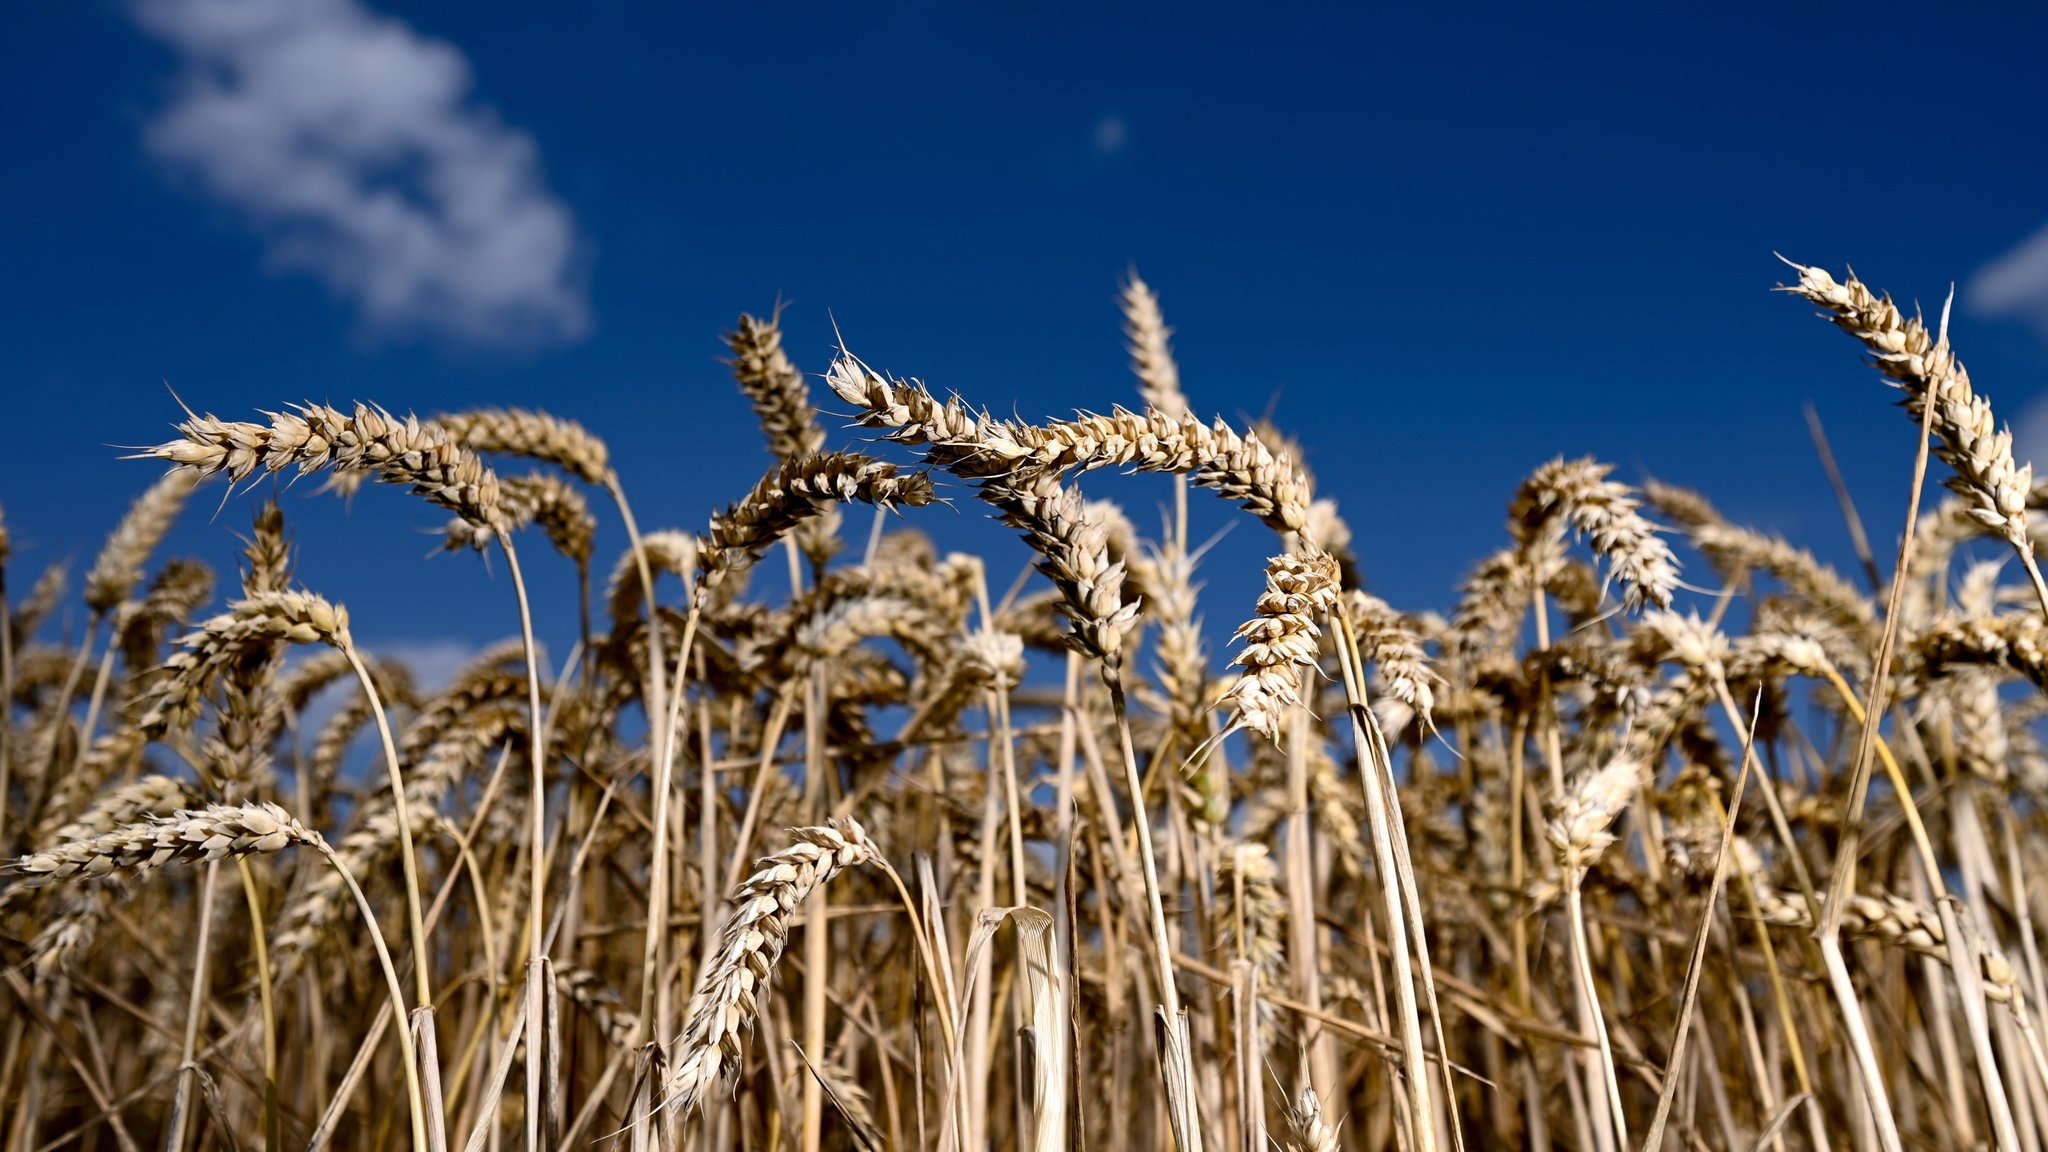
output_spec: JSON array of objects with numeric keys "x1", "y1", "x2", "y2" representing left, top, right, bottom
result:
[
  {"x1": 41, "y1": 770, "x2": 191, "y2": 855},
  {"x1": 663, "y1": 819, "x2": 880, "y2": 1121},
  {"x1": 84, "y1": 469, "x2": 199, "y2": 616},
  {"x1": 1749, "y1": 882, "x2": 2027, "y2": 1008},
  {"x1": 5, "y1": 801, "x2": 316, "y2": 891},
  {"x1": 979, "y1": 470, "x2": 1140, "y2": 664},
  {"x1": 445, "y1": 471, "x2": 596, "y2": 566},
  {"x1": 1785, "y1": 261, "x2": 2033, "y2": 550},
  {"x1": 432, "y1": 407, "x2": 611, "y2": 485},
  {"x1": 699, "y1": 452, "x2": 935, "y2": 589},
  {"x1": 1914, "y1": 611, "x2": 2048, "y2": 691},
  {"x1": 1548, "y1": 755, "x2": 1641, "y2": 872},
  {"x1": 1120, "y1": 270, "x2": 1188, "y2": 417},
  {"x1": 1216, "y1": 550, "x2": 1339, "y2": 741},
  {"x1": 824, "y1": 352, "x2": 1313, "y2": 533},
  {"x1": 137, "y1": 591, "x2": 351, "y2": 735},
  {"x1": 1345, "y1": 589, "x2": 1442, "y2": 735},
  {"x1": 727, "y1": 307, "x2": 827, "y2": 463},
  {"x1": 143, "y1": 400, "x2": 503, "y2": 531},
  {"x1": 1513, "y1": 456, "x2": 1678, "y2": 612}
]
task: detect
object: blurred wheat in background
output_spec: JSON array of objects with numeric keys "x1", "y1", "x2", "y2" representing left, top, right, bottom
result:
[{"x1": 9, "y1": 263, "x2": 2048, "y2": 1152}]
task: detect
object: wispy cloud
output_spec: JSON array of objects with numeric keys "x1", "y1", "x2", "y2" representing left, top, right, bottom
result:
[
  {"x1": 1970, "y1": 221, "x2": 2048, "y2": 338},
  {"x1": 135, "y1": 0, "x2": 591, "y2": 349}
]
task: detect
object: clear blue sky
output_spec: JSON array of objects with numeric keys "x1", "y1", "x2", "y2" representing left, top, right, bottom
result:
[{"x1": 8, "y1": 0, "x2": 2048, "y2": 665}]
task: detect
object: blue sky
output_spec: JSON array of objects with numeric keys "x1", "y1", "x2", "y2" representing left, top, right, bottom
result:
[{"x1": 8, "y1": 0, "x2": 2048, "y2": 667}]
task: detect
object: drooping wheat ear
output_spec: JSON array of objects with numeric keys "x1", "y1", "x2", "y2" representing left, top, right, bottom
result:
[
  {"x1": 1513, "y1": 457, "x2": 1678, "y2": 612},
  {"x1": 431, "y1": 407, "x2": 611, "y2": 486},
  {"x1": 1547, "y1": 755, "x2": 1641, "y2": 873},
  {"x1": 84, "y1": 470, "x2": 200, "y2": 616},
  {"x1": 1733, "y1": 626, "x2": 1834, "y2": 685},
  {"x1": 1748, "y1": 882, "x2": 2025, "y2": 1006},
  {"x1": 980, "y1": 470, "x2": 1141, "y2": 663},
  {"x1": 664, "y1": 819, "x2": 881, "y2": 1120},
  {"x1": 1280, "y1": 1080, "x2": 1343, "y2": 1152},
  {"x1": 1219, "y1": 550, "x2": 1339, "y2": 740},
  {"x1": 1908, "y1": 481, "x2": 2048, "y2": 603},
  {"x1": 1785, "y1": 261, "x2": 2032, "y2": 550},
  {"x1": 445, "y1": 471, "x2": 595, "y2": 566},
  {"x1": 137, "y1": 591, "x2": 351, "y2": 736},
  {"x1": 5, "y1": 801, "x2": 315, "y2": 891},
  {"x1": 1645, "y1": 480, "x2": 1875, "y2": 637},
  {"x1": 700, "y1": 452, "x2": 935, "y2": 586},
  {"x1": 1121, "y1": 271, "x2": 1188, "y2": 417},
  {"x1": 144, "y1": 401, "x2": 503, "y2": 531},
  {"x1": 1345, "y1": 589, "x2": 1442, "y2": 735},
  {"x1": 397, "y1": 657, "x2": 527, "y2": 762},
  {"x1": 825, "y1": 353, "x2": 1313, "y2": 533},
  {"x1": 1914, "y1": 612, "x2": 2048, "y2": 691},
  {"x1": 605, "y1": 530, "x2": 698, "y2": 627},
  {"x1": 728, "y1": 307, "x2": 828, "y2": 463},
  {"x1": 275, "y1": 649, "x2": 360, "y2": 715},
  {"x1": 114, "y1": 559, "x2": 216, "y2": 676}
]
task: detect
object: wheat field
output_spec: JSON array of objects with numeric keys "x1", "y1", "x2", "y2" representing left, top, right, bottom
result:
[{"x1": 3, "y1": 261, "x2": 2044, "y2": 1152}]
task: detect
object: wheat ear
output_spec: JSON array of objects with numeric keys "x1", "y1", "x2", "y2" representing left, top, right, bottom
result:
[{"x1": 663, "y1": 819, "x2": 880, "y2": 1121}]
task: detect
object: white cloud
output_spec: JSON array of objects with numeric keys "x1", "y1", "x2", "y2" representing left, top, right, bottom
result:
[
  {"x1": 1971, "y1": 221, "x2": 2048, "y2": 337},
  {"x1": 136, "y1": 0, "x2": 591, "y2": 348},
  {"x1": 1092, "y1": 113, "x2": 1128, "y2": 156}
]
